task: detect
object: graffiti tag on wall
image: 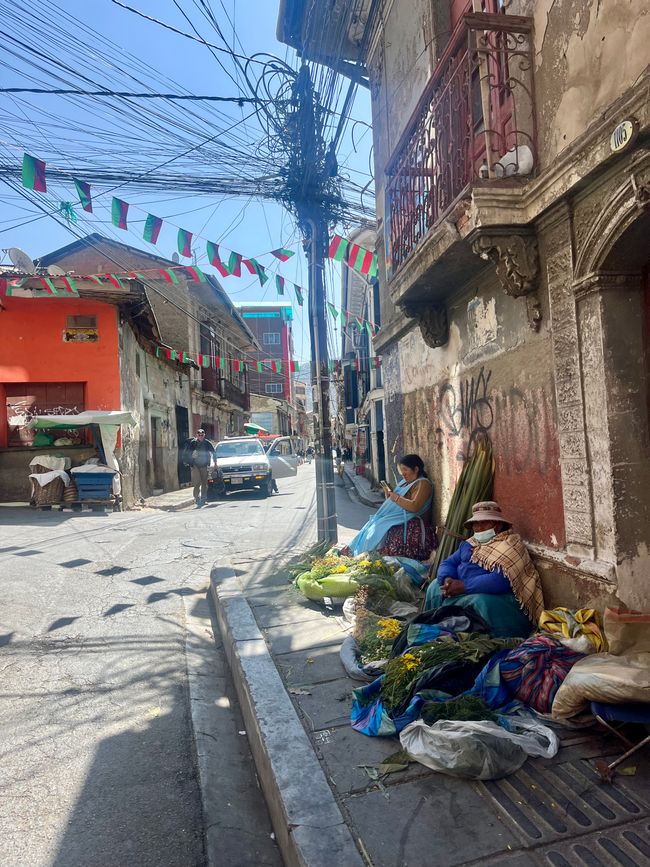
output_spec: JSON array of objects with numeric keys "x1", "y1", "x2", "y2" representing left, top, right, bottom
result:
[{"x1": 440, "y1": 366, "x2": 493, "y2": 443}]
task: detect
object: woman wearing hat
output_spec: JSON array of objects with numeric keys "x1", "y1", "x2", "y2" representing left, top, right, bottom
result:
[{"x1": 424, "y1": 501, "x2": 544, "y2": 638}]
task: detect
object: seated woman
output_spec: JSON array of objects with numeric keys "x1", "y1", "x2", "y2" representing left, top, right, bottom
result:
[
  {"x1": 424, "y1": 501, "x2": 544, "y2": 638},
  {"x1": 342, "y1": 454, "x2": 437, "y2": 560}
]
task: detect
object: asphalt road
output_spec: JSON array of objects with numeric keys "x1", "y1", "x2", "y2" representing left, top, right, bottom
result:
[{"x1": 0, "y1": 464, "x2": 371, "y2": 867}]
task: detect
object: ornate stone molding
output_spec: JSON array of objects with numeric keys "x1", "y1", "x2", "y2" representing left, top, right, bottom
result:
[
  {"x1": 573, "y1": 271, "x2": 642, "y2": 302},
  {"x1": 471, "y1": 231, "x2": 541, "y2": 330},
  {"x1": 398, "y1": 299, "x2": 449, "y2": 348}
]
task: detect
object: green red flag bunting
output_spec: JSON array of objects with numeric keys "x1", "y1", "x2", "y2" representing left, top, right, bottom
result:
[
  {"x1": 290, "y1": 360, "x2": 299, "y2": 373},
  {"x1": 327, "y1": 302, "x2": 338, "y2": 320},
  {"x1": 111, "y1": 197, "x2": 129, "y2": 230},
  {"x1": 73, "y1": 178, "x2": 93, "y2": 212},
  {"x1": 256, "y1": 361, "x2": 263, "y2": 373},
  {"x1": 161, "y1": 268, "x2": 180, "y2": 285},
  {"x1": 275, "y1": 275, "x2": 285, "y2": 295},
  {"x1": 22, "y1": 153, "x2": 47, "y2": 192},
  {"x1": 184, "y1": 266, "x2": 206, "y2": 283},
  {"x1": 106, "y1": 274, "x2": 125, "y2": 289},
  {"x1": 206, "y1": 242, "x2": 242, "y2": 277},
  {"x1": 85, "y1": 275, "x2": 103, "y2": 285},
  {"x1": 177, "y1": 229, "x2": 193, "y2": 258},
  {"x1": 128, "y1": 272, "x2": 147, "y2": 280},
  {"x1": 270, "y1": 248, "x2": 294, "y2": 262},
  {"x1": 328, "y1": 234, "x2": 348, "y2": 261},
  {"x1": 39, "y1": 277, "x2": 58, "y2": 295},
  {"x1": 60, "y1": 276, "x2": 78, "y2": 295},
  {"x1": 293, "y1": 284, "x2": 304, "y2": 306},
  {"x1": 143, "y1": 214, "x2": 163, "y2": 244},
  {"x1": 243, "y1": 258, "x2": 268, "y2": 286},
  {"x1": 197, "y1": 354, "x2": 210, "y2": 367}
]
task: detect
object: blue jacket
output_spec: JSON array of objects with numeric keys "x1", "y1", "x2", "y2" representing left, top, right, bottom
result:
[{"x1": 436, "y1": 541, "x2": 511, "y2": 594}]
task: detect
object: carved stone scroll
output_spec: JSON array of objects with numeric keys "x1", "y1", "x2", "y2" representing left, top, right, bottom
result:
[
  {"x1": 399, "y1": 299, "x2": 449, "y2": 348},
  {"x1": 472, "y1": 231, "x2": 541, "y2": 329}
]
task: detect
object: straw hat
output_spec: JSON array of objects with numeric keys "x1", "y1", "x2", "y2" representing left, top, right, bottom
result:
[{"x1": 464, "y1": 500, "x2": 512, "y2": 529}]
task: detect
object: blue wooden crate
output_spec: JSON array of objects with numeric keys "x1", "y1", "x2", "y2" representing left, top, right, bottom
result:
[{"x1": 73, "y1": 473, "x2": 114, "y2": 501}]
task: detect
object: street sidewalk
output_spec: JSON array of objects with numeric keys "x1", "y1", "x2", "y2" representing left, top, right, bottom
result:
[
  {"x1": 145, "y1": 487, "x2": 195, "y2": 511},
  {"x1": 342, "y1": 464, "x2": 384, "y2": 508},
  {"x1": 211, "y1": 500, "x2": 650, "y2": 867}
]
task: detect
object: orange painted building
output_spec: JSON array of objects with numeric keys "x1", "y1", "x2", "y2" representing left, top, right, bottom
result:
[{"x1": 0, "y1": 295, "x2": 121, "y2": 448}]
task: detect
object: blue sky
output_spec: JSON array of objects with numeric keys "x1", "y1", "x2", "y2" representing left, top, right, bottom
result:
[{"x1": 0, "y1": 0, "x2": 373, "y2": 362}]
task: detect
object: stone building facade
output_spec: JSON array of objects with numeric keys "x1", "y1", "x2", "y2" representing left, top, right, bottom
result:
[{"x1": 278, "y1": 0, "x2": 650, "y2": 609}]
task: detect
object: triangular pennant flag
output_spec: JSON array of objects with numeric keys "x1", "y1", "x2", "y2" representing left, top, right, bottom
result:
[
  {"x1": 106, "y1": 274, "x2": 125, "y2": 289},
  {"x1": 243, "y1": 258, "x2": 268, "y2": 286},
  {"x1": 60, "y1": 276, "x2": 78, "y2": 295},
  {"x1": 293, "y1": 284, "x2": 304, "y2": 306},
  {"x1": 144, "y1": 214, "x2": 163, "y2": 244},
  {"x1": 328, "y1": 234, "x2": 348, "y2": 262},
  {"x1": 184, "y1": 266, "x2": 206, "y2": 283},
  {"x1": 22, "y1": 153, "x2": 46, "y2": 192},
  {"x1": 161, "y1": 268, "x2": 180, "y2": 285},
  {"x1": 73, "y1": 178, "x2": 92, "y2": 212},
  {"x1": 275, "y1": 275, "x2": 285, "y2": 295},
  {"x1": 39, "y1": 277, "x2": 58, "y2": 295},
  {"x1": 177, "y1": 229, "x2": 193, "y2": 258},
  {"x1": 270, "y1": 248, "x2": 295, "y2": 262},
  {"x1": 327, "y1": 302, "x2": 338, "y2": 320},
  {"x1": 111, "y1": 197, "x2": 129, "y2": 230}
]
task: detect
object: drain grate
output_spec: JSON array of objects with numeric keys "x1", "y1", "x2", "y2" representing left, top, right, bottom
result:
[
  {"x1": 478, "y1": 756, "x2": 647, "y2": 847},
  {"x1": 542, "y1": 819, "x2": 650, "y2": 866}
]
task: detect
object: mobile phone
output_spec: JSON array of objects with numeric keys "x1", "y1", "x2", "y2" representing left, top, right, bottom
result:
[{"x1": 380, "y1": 480, "x2": 392, "y2": 492}]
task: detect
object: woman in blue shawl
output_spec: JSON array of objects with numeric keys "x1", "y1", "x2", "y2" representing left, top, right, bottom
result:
[{"x1": 343, "y1": 454, "x2": 437, "y2": 560}]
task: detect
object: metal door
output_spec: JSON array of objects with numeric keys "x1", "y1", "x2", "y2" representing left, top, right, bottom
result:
[{"x1": 175, "y1": 405, "x2": 190, "y2": 485}]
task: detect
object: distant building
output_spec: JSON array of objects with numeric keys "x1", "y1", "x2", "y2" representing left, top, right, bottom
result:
[{"x1": 235, "y1": 302, "x2": 296, "y2": 435}]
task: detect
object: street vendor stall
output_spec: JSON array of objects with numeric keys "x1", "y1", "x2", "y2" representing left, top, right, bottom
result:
[{"x1": 26, "y1": 410, "x2": 135, "y2": 511}]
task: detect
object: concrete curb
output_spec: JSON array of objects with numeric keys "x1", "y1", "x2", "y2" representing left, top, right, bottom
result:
[
  {"x1": 145, "y1": 495, "x2": 195, "y2": 512},
  {"x1": 342, "y1": 466, "x2": 383, "y2": 509},
  {"x1": 210, "y1": 565, "x2": 365, "y2": 867}
]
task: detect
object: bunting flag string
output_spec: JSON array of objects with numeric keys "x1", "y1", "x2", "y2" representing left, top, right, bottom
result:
[
  {"x1": 270, "y1": 248, "x2": 295, "y2": 262},
  {"x1": 243, "y1": 258, "x2": 268, "y2": 287},
  {"x1": 328, "y1": 233, "x2": 378, "y2": 277},
  {"x1": 111, "y1": 197, "x2": 129, "y2": 230},
  {"x1": 22, "y1": 153, "x2": 47, "y2": 192},
  {"x1": 275, "y1": 275, "x2": 285, "y2": 295},
  {"x1": 144, "y1": 213, "x2": 163, "y2": 244},
  {"x1": 177, "y1": 229, "x2": 193, "y2": 258}
]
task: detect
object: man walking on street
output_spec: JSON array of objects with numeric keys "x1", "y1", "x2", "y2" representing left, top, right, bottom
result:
[{"x1": 182, "y1": 429, "x2": 214, "y2": 506}]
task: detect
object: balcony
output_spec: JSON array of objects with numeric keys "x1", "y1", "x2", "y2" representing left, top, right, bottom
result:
[
  {"x1": 222, "y1": 378, "x2": 250, "y2": 411},
  {"x1": 385, "y1": 12, "x2": 536, "y2": 286}
]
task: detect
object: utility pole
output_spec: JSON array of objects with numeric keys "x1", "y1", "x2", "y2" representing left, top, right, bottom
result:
[
  {"x1": 307, "y1": 217, "x2": 337, "y2": 543},
  {"x1": 288, "y1": 64, "x2": 338, "y2": 545}
]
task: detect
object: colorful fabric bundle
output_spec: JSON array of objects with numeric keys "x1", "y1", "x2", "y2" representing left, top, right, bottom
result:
[
  {"x1": 539, "y1": 607, "x2": 605, "y2": 653},
  {"x1": 497, "y1": 634, "x2": 584, "y2": 713}
]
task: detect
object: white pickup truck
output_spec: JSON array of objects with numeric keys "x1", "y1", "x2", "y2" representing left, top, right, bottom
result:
[{"x1": 208, "y1": 436, "x2": 299, "y2": 499}]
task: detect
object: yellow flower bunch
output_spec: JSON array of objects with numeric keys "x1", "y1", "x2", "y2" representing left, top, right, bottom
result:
[
  {"x1": 376, "y1": 618, "x2": 402, "y2": 640},
  {"x1": 358, "y1": 559, "x2": 373, "y2": 568},
  {"x1": 334, "y1": 564, "x2": 349, "y2": 573},
  {"x1": 402, "y1": 652, "x2": 420, "y2": 671}
]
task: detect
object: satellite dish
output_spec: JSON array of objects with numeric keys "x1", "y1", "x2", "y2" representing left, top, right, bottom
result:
[
  {"x1": 47, "y1": 265, "x2": 66, "y2": 276},
  {"x1": 8, "y1": 247, "x2": 36, "y2": 273},
  {"x1": 171, "y1": 252, "x2": 180, "y2": 264}
]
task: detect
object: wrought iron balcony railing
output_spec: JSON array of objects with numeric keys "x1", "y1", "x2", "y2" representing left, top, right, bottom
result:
[{"x1": 385, "y1": 12, "x2": 536, "y2": 278}]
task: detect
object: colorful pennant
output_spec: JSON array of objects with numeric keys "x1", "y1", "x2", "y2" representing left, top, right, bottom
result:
[
  {"x1": 270, "y1": 248, "x2": 295, "y2": 262},
  {"x1": 22, "y1": 153, "x2": 47, "y2": 192},
  {"x1": 243, "y1": 258, "x2": 268, "y2": 286},
  {"x1": 275, "y1": 275, "x2": 285, "y2": 295},
  {"x1": 293, "y1": 284, "x2": 304, "y2": 306},
  {"x1": 73, "y1": 178, "x2": 93, "y2": 212},
  {"x1": 144, "y1": 214, "x2": 163, "y2": 244},
  {"x1": 111, "y1": 197, "x2": 129, "y2": 230},
  {"x1": 177, "y1": 229, "x2": 193, "y2": 258}
]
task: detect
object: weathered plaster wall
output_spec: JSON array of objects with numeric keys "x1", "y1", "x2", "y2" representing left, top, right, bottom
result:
[
  {"x1": 382, "y1": 270, "x2": 565, "y2": 549},
  {"x1": 512, "y1": 0, "x2": 650, "y2": 168}
]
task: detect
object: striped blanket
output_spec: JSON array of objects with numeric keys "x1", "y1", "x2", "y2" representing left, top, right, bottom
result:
[{"x1": 499, "y1": 634, "x2": 584, "y2": 713}]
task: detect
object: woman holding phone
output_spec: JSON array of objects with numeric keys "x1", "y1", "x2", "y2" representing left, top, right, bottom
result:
[{"x1": 342, "y1": 454, "x2": 437, "y2": 560}]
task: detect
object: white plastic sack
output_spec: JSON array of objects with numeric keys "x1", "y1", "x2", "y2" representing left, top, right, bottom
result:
[
  {"x1": 400, "y1": 717, "x2": 559, "y2": 780},
  {"x1": 552, "y1": 651, "x2": 650, "y2": 718}
]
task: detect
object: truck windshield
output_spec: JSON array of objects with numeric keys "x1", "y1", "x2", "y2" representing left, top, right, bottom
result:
[{"x1": 216, "y1": 440, "x2": 265, "y2": 458}]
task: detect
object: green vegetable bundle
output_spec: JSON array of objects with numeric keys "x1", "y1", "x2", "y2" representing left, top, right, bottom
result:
[
  {"x1": 295, "y1": 572, "x2": 360, "y2": 601},
  {"x1": 429, "y1": 435, "x2": 495, "y2": 581},
  {"x1": 421, "y1": 695, "x2": 497, "y2": 725}
]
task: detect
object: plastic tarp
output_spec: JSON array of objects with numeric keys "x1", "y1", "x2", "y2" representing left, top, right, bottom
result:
[{"x1": 28, "y1": 411, "x2": 136, "y2": 429}]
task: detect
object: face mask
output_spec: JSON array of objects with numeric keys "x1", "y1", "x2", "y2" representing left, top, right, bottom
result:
[{"x1": 474, "y1": 528, "x2": 496, "y2": 544}]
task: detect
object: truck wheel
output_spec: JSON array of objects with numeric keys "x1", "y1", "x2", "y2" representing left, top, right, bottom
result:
[{"x1": 260, "y1": 477, "x2": 273, "y2": 498}]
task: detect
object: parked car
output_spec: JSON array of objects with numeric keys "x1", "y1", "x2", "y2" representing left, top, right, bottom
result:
[{"x1": 207, "y1": 435, "x2": 299, "y2": 500}]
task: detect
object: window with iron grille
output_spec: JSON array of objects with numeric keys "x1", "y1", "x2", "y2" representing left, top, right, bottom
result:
[
  {"x1": 265, "y1": 383, "x2": 282, "y2": 394},
  {"x1": 263, "y1": 332, "x2": 281, "y2": 345}
]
